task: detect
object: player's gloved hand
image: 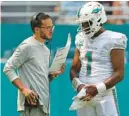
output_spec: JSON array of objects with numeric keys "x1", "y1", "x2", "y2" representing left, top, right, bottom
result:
[
  {"x1": 21, "y1": 87, "x2": 39, "y2": 106},
  {"x1": 80, "y1": 85, "x2": 98, "y2": 101}
]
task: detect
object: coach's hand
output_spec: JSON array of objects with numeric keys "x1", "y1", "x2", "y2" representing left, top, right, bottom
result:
[
  {"x1": 58, "y1": 63, "x2": 65, "y2": 74},
  {"x1": 21, "y1": 87, "x2": 39, "y2": 105},
  {"x1": 50, "y1": 63, "x2": 65, "y2": 78},
  {"x1": 80, "y1": 85, "x2": 98, "y2": 101}
]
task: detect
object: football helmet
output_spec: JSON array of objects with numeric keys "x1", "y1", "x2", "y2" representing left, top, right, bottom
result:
[{"x1": 76, "y1": 2, "x2": 107, "y2": 38}]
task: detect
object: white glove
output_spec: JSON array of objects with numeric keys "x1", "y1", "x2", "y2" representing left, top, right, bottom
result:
[{"x1": 69, "y1": 87, "x2": 88, "y2": 110}]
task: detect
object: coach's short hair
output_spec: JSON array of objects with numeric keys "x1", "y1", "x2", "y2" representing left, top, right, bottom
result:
[{"x1": 30, "y1": 12, "x2": 51, "y2": 32}]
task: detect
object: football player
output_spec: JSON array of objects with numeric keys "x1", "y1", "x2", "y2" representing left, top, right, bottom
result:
[{"x1": 70, "y1": 2, "x2": 127, "y2": 116}]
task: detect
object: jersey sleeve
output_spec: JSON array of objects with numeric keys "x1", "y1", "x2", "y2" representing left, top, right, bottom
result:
[{"x1": 111, "y1": 34, "x2": 127, "y2": 50}]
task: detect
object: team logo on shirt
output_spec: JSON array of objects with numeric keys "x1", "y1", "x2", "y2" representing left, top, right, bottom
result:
[{"x1": 78, "y1": 39, "x2": 84, "y2": 48}]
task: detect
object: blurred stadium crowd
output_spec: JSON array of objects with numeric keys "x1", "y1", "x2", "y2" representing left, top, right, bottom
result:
[
  {"x1": 1, "y1": 1, "x2": 129, "y2": 62},
  {"x1": 1, "y1": 1, "x2": 129, "y2": 24}
]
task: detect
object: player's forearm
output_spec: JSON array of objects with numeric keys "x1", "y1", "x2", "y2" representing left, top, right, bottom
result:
[
  {"x1": 12, "y1": 78, "x2": 26, "y2": 91},
  {"x1": 104, "y1": 70, "x2": 124, "y2": 89},
  {"x1": 70, "y1": 66, "x2": 79, "y2": 81},
  {"x1": 70, "y1": 66, "x2": 85, "y2": 91}
]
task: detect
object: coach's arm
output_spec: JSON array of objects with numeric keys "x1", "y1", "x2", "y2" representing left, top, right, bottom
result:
[{"x1": 3, "y1": 43, "x2": 38, "y2": 105}]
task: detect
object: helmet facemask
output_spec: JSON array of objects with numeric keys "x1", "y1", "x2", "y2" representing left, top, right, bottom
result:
[
  {"x1": 77, "y1": 20, "x2": 96, "y2": 38},
  {"x1": 77, "y1": 19, "x2": 103, "y2": 38}
]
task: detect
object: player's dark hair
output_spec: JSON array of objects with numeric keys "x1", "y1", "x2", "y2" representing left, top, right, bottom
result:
[{"x1": 30, "y1": 12, "x2": 51, "y2": 32}]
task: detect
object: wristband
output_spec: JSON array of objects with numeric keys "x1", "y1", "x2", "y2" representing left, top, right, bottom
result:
[
  {"x1": 96, "y1": 82, "x2": 106, "y2": 94},
  {"x1": 72, "y1": 78, "x2": 83, "y2": 91}
]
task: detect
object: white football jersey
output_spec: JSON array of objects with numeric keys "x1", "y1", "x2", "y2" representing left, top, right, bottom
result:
[{"x1": 75, "y1": 30, "x2": 127, "y2": 84}]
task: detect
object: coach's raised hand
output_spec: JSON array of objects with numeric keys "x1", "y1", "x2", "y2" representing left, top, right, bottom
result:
[{"x1": 49, "y1": 63, "x2": 65, "y2": 81}]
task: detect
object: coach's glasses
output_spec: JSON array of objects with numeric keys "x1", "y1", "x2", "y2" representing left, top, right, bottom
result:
[{"x1": 40, "y1": 25, "x2": 55, "y2": 31}]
